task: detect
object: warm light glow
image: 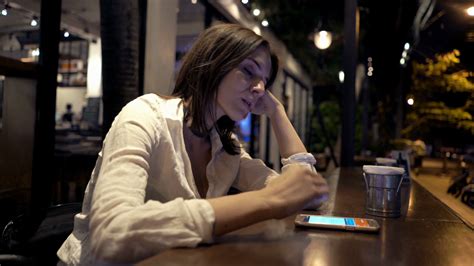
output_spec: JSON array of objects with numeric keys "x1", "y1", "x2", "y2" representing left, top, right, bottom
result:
[
  {"x1": 402, "y1": 51, "x2": 407, "y2": 58},
  {"x1": 31, "y1": 18, "x2": 38, "y2": 27},
  {"x1": 1, "y1": 8, "x2": 7, "y2": 16},
  {"x1": 314, "y1": 30, "x2": 332, "y2": 50},
  {"x1": 31, "y1": 48, "x2": 40, "y2": 57},
  {"x1": 191, "y1": 0, "x2": 197, "y2": 4},
  {"x1": 467, "y1": 6, "x2": 474, "y2": 16},
  {"x1": 261, "y1": 19, "x2": 269, "y2": 27},
  {"x1": 400, "y1": 58, "x2": 406, "y2": 65},
  {"x1": 407, "y1": 98, "x2": 414, "y2": 105},
  {"x1": 87, "y1": 39, "x2": 102, "y2": 97},
  {"x1": 241, "y1": 0, "x2": 249, "y2": 4},
  {"x1": 404, "y1": 43, "x2": 410, "y2": 50},
  {"x1": 64, "y1": 31, "x2": 70, "y2": 38},
  {"x1": 338, "y1": 71, "x2": 344, "y2": 83},
  {"x1": 252, "y1": 8, "x2": 261, "y2": 16},
  {"x1": 252, "y1": 25, "x2": 261, "y2": 36}
]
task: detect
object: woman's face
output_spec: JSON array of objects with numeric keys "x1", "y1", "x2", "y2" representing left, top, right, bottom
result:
[{"x1": 215, "y1": 46, "x2": 272, "y2": 122}]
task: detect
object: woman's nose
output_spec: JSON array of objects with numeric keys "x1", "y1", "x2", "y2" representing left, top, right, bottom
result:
[{"x1": 251, "y1": 79, "x2": 265, "y2": 97}]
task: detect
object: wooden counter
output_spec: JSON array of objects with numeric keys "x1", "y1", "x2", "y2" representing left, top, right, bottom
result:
[{"x1": 139, "y1": 167, "x2": 474, "y2": 266}]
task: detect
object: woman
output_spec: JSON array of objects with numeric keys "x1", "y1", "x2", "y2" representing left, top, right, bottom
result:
[{"x1": 57, "y1": 23, "x2": 328, "y2": 265}]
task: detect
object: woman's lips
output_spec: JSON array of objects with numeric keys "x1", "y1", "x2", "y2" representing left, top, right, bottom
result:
[{"x1": 242, "y1": 98, "x2": 251, "y2": 111}]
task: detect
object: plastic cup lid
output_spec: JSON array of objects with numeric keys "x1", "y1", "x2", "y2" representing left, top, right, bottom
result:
[
  {"x1": 363, "y1": 165, "x2": 405, "y2": 175},
  {"x1": 375, "y1": 157, "x2": 398, "y2": 165}
]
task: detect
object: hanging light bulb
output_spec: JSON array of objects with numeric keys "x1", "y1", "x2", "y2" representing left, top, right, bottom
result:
[
  {"x1": 261, "y1": 19, "x2": 269, "y2": 27},
  {"x1": 314, "y1": 30, "x2": 332, "y2": 50},
  {"x1": 1, "y1": 8, "x2": 7, "y2": 16}
]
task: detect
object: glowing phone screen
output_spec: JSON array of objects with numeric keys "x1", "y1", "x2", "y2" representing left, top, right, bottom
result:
[
  {"x1": 308, "y1": 216, "x2": 348, "y2": 226},
  {"x1": 306, "y1": 216, "x2": 370, "y2": 227}
]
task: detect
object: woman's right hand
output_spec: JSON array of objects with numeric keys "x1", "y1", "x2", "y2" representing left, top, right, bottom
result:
[{"x1": 261, "y1": 165, "x2": 329, "y2": 219}]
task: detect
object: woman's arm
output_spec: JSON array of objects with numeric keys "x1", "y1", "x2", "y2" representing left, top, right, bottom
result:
[
  {"x1": 252, "y1": 91, "x2": 306, "y2": 158},
  {"x1": 208, "y1": 165, "x2": 328, "y2": 236}
]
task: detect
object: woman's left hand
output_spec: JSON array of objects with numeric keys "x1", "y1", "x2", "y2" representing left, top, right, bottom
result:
[{"x1": 251, "y1": 91, "x2": 283, "y2": 117}]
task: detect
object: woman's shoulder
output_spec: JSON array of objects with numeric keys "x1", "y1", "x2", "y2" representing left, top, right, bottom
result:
[
  {"x1": 122, "y1": 93, "x2": 183, "y2": 122},
  {"x1": 135, "y1": 93, "x2": 181, "y2": 106},
  {"x1": 125, "y1": 93, "x2": 180, "y2": 112}
]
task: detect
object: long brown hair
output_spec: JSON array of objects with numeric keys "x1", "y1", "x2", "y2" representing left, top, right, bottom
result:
[{"x1": 172, "y1": 23, "x2": 279, "y2": 155}]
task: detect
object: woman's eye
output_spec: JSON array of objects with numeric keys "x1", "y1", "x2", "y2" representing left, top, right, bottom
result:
[{"x1": 243, "y1": 68, "x2": 253, "y2": 77}]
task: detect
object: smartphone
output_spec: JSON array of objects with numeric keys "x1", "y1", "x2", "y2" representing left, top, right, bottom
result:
[{"x1": 294, "y1": 214, "x2": 380, "y2": 232}]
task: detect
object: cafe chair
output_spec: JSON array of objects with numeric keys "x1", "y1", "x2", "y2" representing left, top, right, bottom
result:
[{"x1": 0, "y1": 203, "x2": 81, "y2": 266}]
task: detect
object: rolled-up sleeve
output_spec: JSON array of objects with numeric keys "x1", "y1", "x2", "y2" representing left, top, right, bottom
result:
[
  {"x1": 89, "y1": 99, "x2": 215, "y2": 263},
  {"x1": 232, "y1": 150, "x2": 278, "y2": 191},
  {"x1": 233, "y1": 151, "x2": 318, "y2": 192},
  {"x1": 281, "y1": 152, "x2": 317, "y2": 173}
]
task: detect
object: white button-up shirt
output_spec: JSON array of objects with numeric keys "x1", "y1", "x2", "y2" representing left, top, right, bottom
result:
[{"x1": 57, "y1": 94, "x2": 316, "y2": 265}]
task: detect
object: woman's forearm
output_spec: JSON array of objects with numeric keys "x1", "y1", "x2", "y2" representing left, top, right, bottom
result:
[
  {"x1": 208, "y1": 165, "x2": 328, "y2": 236},
  {"x1": 207, "y1": 190, "x2": 275, "y2": 236},
  {"x1": 269, "y1": 105, "x2": 307, "y2": 158}
]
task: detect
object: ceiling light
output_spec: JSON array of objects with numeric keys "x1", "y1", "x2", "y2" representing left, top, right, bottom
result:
[
  {"x1": 31, "y1": 48, "x2": 40, "y2": 57},
  {"x1": 261, "y1": 19, "x2": 269, "y2": 27},
  {"x1": 31, "y1": 17, "x2": 38, "y2": 27}
]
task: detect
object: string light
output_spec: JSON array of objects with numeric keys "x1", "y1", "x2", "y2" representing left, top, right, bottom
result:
[
  {"x1": 338, "y1": 71, "x2": 345, "y2": 83},
  {"x1": 241, "y1": 0, "x2": 249, "y2": 4},
  {"x1": 261, "y1": 19, "x2": 269, "y2": 27},
  {"x1": 252, "y1": 8, "x2": 260, "y2": 16},
  {"x1": 404, "y1": 43, "x2": 410, "y2": 50},
  {"x1": 1, "y1": 7, "x2": 7, "y2": 16},
  {"x1": 64, "y1": 31, "x2": 70, "y2": 38},
  {"x1": 367, "y1": 57, "x2": 373, "y2": 76}
]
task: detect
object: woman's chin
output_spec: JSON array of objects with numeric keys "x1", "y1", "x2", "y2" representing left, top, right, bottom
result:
[{"x1": 228, "y1": 112, "x2": 249, "y2": 122}]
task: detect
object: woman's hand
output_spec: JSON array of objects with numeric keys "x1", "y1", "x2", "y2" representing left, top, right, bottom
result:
[
  {"x1": 261, "y1": 165, "x2": 329, "y2": 219},
  {"x1": 251, "y1": 91, "x2": 283, "y2": 118}
]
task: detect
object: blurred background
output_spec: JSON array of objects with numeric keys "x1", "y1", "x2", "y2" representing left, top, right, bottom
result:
[{"x1": 0, "y1": 0, "x2": 473, "y2": 241}]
